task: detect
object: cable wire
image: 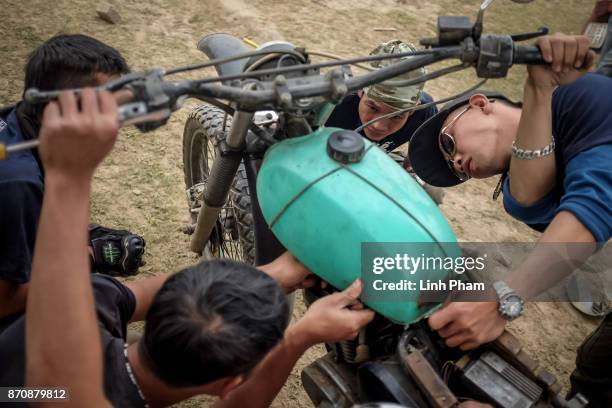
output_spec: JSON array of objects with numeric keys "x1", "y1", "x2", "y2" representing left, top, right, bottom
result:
[
  {"x1": 354, "y1": 77, "x2": 488, "y2": 133},
  {"x1": 165, "y1": 47, "x2": 438, "y2": 78},
  {"x1": 307, "y1": 50, "x2": 375, "y2": 71},
  {"x1": 382, "y1": 62, "x2": 469, "y2": 87},
  {"x1": 164, "y1": 48, "x2": 306, "y2": 76},
  {"x1": 188, "y1": 49, "x2": 444, "y2": 86}
]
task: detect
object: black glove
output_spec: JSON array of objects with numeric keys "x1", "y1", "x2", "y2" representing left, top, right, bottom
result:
[{"x1": 89, "y1": 224, "x2": 146, "y2": 277}]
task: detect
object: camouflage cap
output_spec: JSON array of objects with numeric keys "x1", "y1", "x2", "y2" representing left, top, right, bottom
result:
[{"x1": 364, "y1": 40, "x2": 427, "y2": 110}]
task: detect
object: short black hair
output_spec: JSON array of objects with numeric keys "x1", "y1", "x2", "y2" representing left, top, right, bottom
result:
[
  {"x1": 141, "y1": 260, "x2": 289, "y2": 387},
  {"x1": 23, "y1": 34, "x2": 129, "y2": 96}
]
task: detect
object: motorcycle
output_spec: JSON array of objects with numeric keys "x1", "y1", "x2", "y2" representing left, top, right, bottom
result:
[{"x1": 20, "y1": 0, "x2": 596, "y2": 406}]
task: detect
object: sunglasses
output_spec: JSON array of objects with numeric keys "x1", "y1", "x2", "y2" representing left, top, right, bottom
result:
[{"x1": 438, "y1": 105, "x2": 472, "y2": 181}]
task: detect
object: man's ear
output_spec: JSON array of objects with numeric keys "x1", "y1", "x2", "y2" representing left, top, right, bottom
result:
[
  {"x1": 219, "y1": 375, "x2": 245, "y2": 400},
  {"x1": 357, "y1": 90, "x2": 364, "y2": 98},
  {"x1": 468, "y1": 93, "x2": 493, "y2": 114}
]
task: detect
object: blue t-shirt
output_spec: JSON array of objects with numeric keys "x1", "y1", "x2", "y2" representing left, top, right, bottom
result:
[
  {"x1": 503, "y1": 73, "x2": 612, "y2": 243},
  {"x1": 325, "y1": 92, "x2": 438, "y2": 152},
  {"x1": 0, "y1": 107, "x2": 43, "y2": 284}
]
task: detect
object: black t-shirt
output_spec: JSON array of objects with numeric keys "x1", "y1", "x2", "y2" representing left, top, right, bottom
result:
[
  {"x1": 0, "y1": 274, "x2": 146, "y2": 407},
  {"x1": 325, "y1": 92, "x2": 438, "y2": 152}
]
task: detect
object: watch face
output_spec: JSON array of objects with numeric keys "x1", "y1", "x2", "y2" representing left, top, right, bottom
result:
[{"x1": 503, "y1": 295, "x2": 523, "y2": 318}]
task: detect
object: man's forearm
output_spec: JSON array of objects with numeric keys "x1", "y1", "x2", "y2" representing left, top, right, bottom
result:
[
  {"x1": 506, "y1": 211, "x2": 596, "y2": 300},
  {"x1": 508, "y1": 83, "x2": 557, "y2": 205},
  {"x1": 213, "y1": 325, "x2": 311, "y2": 408},
  {"x1": 125, "y1": 273, "x2": 173, "y2": 322},
  {"x1": 25, "y1": 175, "x2": 108, "y2": 405}
]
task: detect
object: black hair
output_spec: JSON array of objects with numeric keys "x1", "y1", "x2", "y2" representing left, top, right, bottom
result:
[
  {"x1": 24, "y1": 34, "x2": 129, "y2": 95},
  {"x1": 141, "y1": 259, "x2": 289, "y2": 387}
]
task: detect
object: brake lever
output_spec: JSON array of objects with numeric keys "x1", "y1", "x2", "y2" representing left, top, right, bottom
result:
[
  {"x1": 23, "y1": 71, "x2": 156, "y2": 104},
  {"x1": 118, "y1": 102, "x2": 172, "y2": 128},
  {"x1": 103, "y1": 71, "x2": 155, "y2": 92},
  {"x1": 123, "y1": 69, "x2": 182, "y2": 132},
  {"x1": 24, "y1": 68, "x2": 179, "y2": 135},
  {"x1": 510, "y1": 27, "x2": 549, "y2": 42}
]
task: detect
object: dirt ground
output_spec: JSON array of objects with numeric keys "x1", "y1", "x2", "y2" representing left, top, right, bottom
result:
[{"x1": 1, "y1": 0, "x2": 602, "y2": 406}]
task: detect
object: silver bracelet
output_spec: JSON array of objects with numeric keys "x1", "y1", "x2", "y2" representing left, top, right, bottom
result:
[{"x1": 511, "y1": 138, "x2": 555, "y2": 160}]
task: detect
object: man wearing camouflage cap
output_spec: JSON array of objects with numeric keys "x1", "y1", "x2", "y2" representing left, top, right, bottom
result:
[{"x1": 326, "y1": 40, "x2": 437, "y2": 153}]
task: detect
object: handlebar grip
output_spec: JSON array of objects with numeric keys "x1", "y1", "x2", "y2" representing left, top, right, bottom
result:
[{"x1": 513, "y1": 45, "x2": 546, "y2": 65}]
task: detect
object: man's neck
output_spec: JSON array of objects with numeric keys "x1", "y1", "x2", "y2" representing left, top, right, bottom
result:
[
  {"x1": 127, "y1": 343, "x2": 204, "y2": 408},
  {"x1": 495, "y1": 102, "x2": 523, "y2": 167}
]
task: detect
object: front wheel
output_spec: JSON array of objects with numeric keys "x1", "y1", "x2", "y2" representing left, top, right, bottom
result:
[{"x1": 182, "y1": 104, "x2": 256, "y2": 264}]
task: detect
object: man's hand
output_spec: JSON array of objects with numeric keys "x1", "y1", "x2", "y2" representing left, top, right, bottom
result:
[
  {"x1": 259, "y1": 252, "x2": 317, "y2": 294},
  {"x1": 39, "y1": 88, "x2": 119, "y2": 182},
  {"x1": 428, "y1": 302, "x2": 506, "y2": 350},
  {"x1": 289, "y1": 279, "x2": 375, "y2": 347},
  {"x1": 528, "y1": 34, "x2": 594, "y2": 89}
]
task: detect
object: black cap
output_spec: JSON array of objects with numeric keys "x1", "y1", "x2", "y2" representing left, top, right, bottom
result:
[
  {"x1": 408, "y1": 91, "x2": 519, "y2": 187},
  {"x1": 327, "y1": 130, "x2": 365, "y2": 164}
]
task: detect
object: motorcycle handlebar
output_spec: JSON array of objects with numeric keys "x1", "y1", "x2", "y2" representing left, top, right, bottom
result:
[
  {"x1": 513, "y1": 44, "x2": 546, "y2": 65},
  {"x1": 23, "y1": 37, "x2": 549, "y2": 131}
]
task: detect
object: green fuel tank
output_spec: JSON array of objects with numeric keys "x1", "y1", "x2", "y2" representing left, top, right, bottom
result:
[{"x1": 257, "y1": 128, "x2": 461, "y2": 324}]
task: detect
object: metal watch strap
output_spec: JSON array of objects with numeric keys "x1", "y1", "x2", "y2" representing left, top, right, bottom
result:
[
  {"x1": 493, "y1": 281, "x2": 513, "y2": 297},
  {"x1": 493, "y1": 281, "x2": 523, "y2": 321},
  {"x1": 511, "y1": 138, "x2": 555, "y2": 160}
]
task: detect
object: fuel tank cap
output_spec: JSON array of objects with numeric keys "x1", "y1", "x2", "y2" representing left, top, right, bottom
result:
[{"x1": 326, "y1": 130, "x2": 365, "y2": 164}]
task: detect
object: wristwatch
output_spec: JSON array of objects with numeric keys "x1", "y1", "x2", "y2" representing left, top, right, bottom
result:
[{"x1": 492, "y1": 281, "x2": 524, "y2": 321}]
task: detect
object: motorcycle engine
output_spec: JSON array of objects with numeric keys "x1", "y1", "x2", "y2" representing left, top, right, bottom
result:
[
  {"x1": 302, "y1": 286, "x2": 457, "y2": 408},
  {"x1": 301, "y1": 286, "x2": 588, "y2": 408}
]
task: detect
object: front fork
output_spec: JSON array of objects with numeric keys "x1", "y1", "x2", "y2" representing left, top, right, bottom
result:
[
  {"x1": 243, "y1": 156, "x2": 286, "y2": 265},
  {"x1": 189, "y1": 110, "x2": 254, "y2": 254},
  {"x1": 189, "y1": 108, "x2": 294, "y2": 312}
]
